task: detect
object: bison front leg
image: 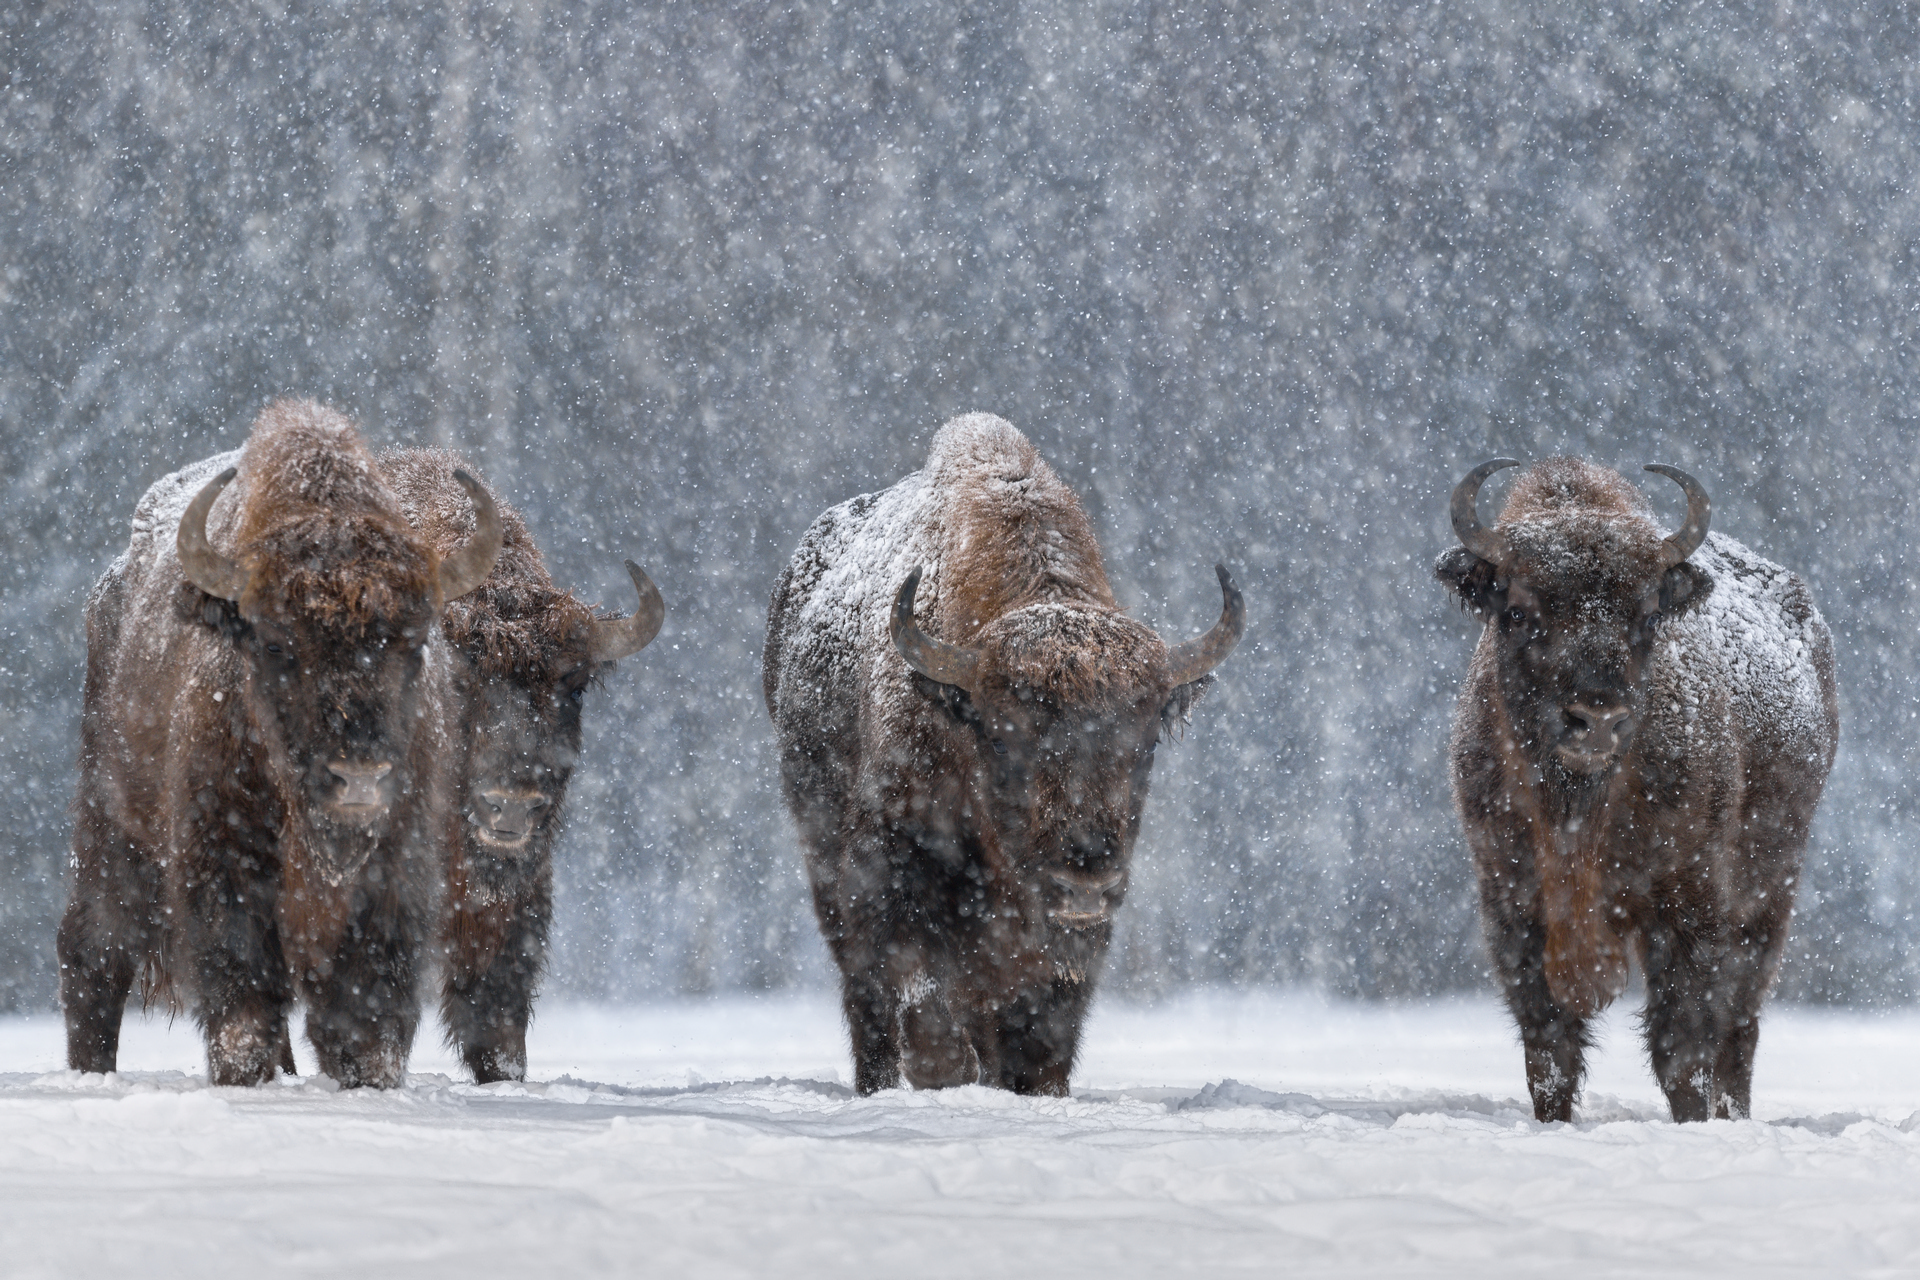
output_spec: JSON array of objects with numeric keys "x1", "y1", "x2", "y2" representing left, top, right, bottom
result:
[
  {"x1": 986, "y1": 980, "x2": 1094, "y2": 1097},
  {"x1": 840, "y1": 972, "x2": 903, "y2": 1094},
  {"x1": 1480, "y1": 856, "x2": 1593, "y2": 1121},
  {"x1": 1641, "y1": 920, "x2": 1722, "y2": 1123},
  {"x1": 443, "y1": 915, "x2": 544, "y2": 1084},
  {"x1": 177, "y1": 831, "x2": 297, "y2": 1087},
  {"x1": 899, "y1": 981, "x2": 981, "y2": 1090},
  {"x1": 302, "y1": 885, "x2": 426, "y2": 1090}
]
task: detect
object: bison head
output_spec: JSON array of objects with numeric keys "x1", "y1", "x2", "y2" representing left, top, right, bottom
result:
[
  {"x1": 178, "y1": 466, "x2": 501, "y2": 876},
  {"x1": 1436, "y1": 457, "x2": 1712, "y2": 783},
  {"x1": 891, "y1": 565, "x2": 1243, "y2": 931},
  {"x1": 453, "y1": 560, "x2": 663, "y2": 870}
]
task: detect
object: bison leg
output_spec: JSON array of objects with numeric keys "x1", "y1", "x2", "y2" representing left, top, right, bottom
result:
[
  {"x1": 175, "y1": 830, "x2": 296, "y2": 1087},
  {"x1": 443, "y1": 918, "x2": 544, "y2": 1085},
  {"x1": 1710, "y1": 903, "x2": 1792, "y2": 1120},
  {"x1": 988, "y1": 981, "x2": 1092, "y2": 1096},
  {"x1": 304, "y1": 949, "x2": 422, "y2": 1090},
  {"x1": 1481, "y1": 875, "x2": 1592, "y2": 1121},
  {"x1": 1640, "y1": 922, "x2": 1722, "y2": 1123},
  {"x1": 841, "y1": 973, "x2": 902, "y2": 1094},
  {"x1": 57, "y1": 902, "x2": 136, "y2": 1075},
  {"x1": 59, "y1": 811, "x2": 160, "y2": 1074},
  {"x1": 899, "y1": 984, "x2": 980, "y2": 1089}
]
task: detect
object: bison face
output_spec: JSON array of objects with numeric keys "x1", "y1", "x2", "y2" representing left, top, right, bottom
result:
[
  {"x1": 461, "y1": 664, "x2": 590, "y2": 861},
  {"x1": 447, "y1": 561, "x2": 661, "y2": 869},
  {"x1": 237, "y1": 608, "x2": 439, "y2": 832},
  {"x1": 921, "y1": 672, "x2": 1167, "y2": 930},
  {"x1": 1440, "y1": 544, "x2": 1705, "y2": 778},
  {"x1": 892, "y1": 565, "x2": 1243, "y2": 932},
  {"x1": 1438, "y1": 458, "x2": 1713, "y2": 783}
]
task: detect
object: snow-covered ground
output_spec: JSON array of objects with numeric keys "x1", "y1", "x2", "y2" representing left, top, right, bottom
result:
[{"x1": 2, "y1": 990, "x2": 1917, "y2": 1278}]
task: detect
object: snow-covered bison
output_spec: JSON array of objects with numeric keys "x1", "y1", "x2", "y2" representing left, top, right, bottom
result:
[
  {"x1": 380, "y1": 448, "x2": 664, "y2": 1083},
  {"x1": 764, "y1": 414, "x2": 1244, "y2": 1095},
  {"x1": 59, "y1": 400, "x2": 501, "y2": 1087},
  {"x1": 1437, "y1": 457, "x2": 1837, "y2": 1122}
]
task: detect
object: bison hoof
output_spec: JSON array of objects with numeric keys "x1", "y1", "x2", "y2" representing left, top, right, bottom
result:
[
  {"x1": 207, "y1": 1018, "x2": 289, "y2": 1087},
  {"x1": 464, "y1": 1045, "x2": 527, "y2": 1085}
]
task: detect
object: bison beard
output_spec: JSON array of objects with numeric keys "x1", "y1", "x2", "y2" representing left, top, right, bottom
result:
[
  {"x1": 379, "y1": 448, "x2": 663, "y2": 1084},
  {"x1": 59, "y1": 400, "x2": 500, "y2": 1088},
  {"x1": 764, "y1": 414, "x2": 1242, "y2": 1095},
  {"x1": 1438, "y1": 457, "x2": 1838, "y2": 1122}
]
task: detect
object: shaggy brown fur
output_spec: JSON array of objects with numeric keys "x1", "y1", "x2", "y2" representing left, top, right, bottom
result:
[
  {"x1": 380, "y1": 447, "x2": 635, "y2": 1083},
  {"x1": 765, "y1": 414, "x2": 1238, "y2": 1095},
  {"x1": 60, "y1": 400, "x2": 463, "y2": 1088},
  {"x1": 1438, "y1": 457, "x2": 1838, "y2": 1122}
]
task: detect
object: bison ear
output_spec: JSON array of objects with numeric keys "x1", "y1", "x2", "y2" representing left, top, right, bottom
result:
[
  {"x1": 1661, "y1": 562, "x2": 1712, "y2": 616},
  {"x1": 1435, "y1": 546, "x2": 1499, "y2": 616},
  {"x1": 909, "y1": 670, "x2": 979, "y2": 728},
  {"x1": 1161, "y1": 675, "x2": 1214, "y2": 742},
  {"x1": 174, "y1": 581, "x2": 248, "y2": 640}
]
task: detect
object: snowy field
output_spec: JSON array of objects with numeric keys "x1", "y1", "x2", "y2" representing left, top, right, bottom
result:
[{"x1": 1, "y1": 991, "x2": 1917, "y2": 1278}]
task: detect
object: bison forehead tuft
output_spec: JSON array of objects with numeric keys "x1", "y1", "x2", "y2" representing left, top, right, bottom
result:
[
  {"x1": 443, "y1": 583, "x2": 600, "y2": 684},
  {"x1": 975, "y1": 603, "x2": 1169, "y2": 710},
  {"x1": 1501, "y1": 513, "x2": 1668, "y2": 603},
  {"x1": 243, "y1": 512, "x2": 439, "y2": 638}
]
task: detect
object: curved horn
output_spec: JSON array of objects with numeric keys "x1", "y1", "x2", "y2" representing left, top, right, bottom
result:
[
  {"x1": 438, "y1": 468, "x2": 504, "y2": 602},
  {"x1": 1166, "y1": 564, "x2": 1246, "y2": 687},
  {"x1": 1644, "y1": 464, "x2": 1711, "y2": 567},
  {"x1": 1451, "y1": 458, "x2": 1521, "y2": 566},
  {"x1": 588, "y1": 560, "x2": 666, "y2": 663},
  {"x1": 176, "y1": 467, "x2": 249, "y2": 601},
  {"x1": 890, "y1": 566, "x2": 982, "y2": 691}
]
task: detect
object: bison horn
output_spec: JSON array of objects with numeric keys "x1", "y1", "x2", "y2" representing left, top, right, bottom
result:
[
  {"x1": 1166, "y1": 564, "x2": 1247, "y2": 687},
  {"x1": 587, "y1": 560, "x2": 666, "y2": 663},
  {"x1": 1644, "y1": 464, "x2": 1711, "y2": 567},
  {"x1": 177, "y1": 467, "x2": 250, "y2": 601},
  {"x1": 437, "y1": 469, "x2": 504, "y2": 602},
  {"x1": 891, "y1": 566, "x2": 982, "y2": 691},
  {"x1": 1450, "y1": 458, "x2": 1521, "y2": 566}
]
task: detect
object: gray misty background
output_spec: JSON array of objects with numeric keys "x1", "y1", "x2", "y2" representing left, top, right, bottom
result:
[{"x1": 1, "y1": 2, "x2": 1914, "y2": 1011}]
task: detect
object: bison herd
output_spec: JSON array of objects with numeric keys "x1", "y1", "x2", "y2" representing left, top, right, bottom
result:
[{"x1": 56, "y1": 399, "x2": 1837, "y2": 1124}]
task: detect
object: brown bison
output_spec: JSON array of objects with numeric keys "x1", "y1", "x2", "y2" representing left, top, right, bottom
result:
[
  {"x1": 1436, "y1": 457, "x2": 1837, "y2": 1122},
  {"x1": 764, "y1": 414, "x2": 1243, "y2": 1095},
  {"x1": 59, "y1": 400, "x2": 501, "y2": 1087},
  {"x1": 380, "y1": 448, "x2": 664, "y2": 1083}
]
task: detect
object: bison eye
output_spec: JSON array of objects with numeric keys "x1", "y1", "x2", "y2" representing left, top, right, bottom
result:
[
  {"x1": 990, "y1": 738, "x2": 1007, "y2": 756},
  {"x1": 1505, "y1": 608, "x2": 1528, "y2": 626},
  {"x1": 568, "y1": 687, "x2": 585, "y2": 705}
]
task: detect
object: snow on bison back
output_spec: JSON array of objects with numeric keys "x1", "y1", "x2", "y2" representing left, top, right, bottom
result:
[
  {"x1": 763, "y1": 413, "x2": 1245, "y2": 1095},
  {"x1": 1436, "y1": 457, "x2": 1838, "y2": 1122},
  {"x1": 59, "y1": 400, "x2": 502, "y2": 1088}
]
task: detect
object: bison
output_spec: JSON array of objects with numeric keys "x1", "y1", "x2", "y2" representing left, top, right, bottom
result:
[
  {"x1": 59, "y1": 400, "x2": 501, "y2": 1088},
  {"x1": 1436, "y1": 457, "x2": 1837, "y2": 1122},
  {"x1": 379, "y1": 448, "x2": 663, "y2": 1083},
  {"x1": 764, "y1": 413, "x2": 1244, "y2": 1095}
]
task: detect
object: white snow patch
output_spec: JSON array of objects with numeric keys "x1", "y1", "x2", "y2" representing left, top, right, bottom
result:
[{"x1": 1, "y1": 992, "x2": 1916, "y2": 1277}]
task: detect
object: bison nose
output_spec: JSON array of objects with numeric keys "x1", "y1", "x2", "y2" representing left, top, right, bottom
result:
[
  {"x1": 1564, "y1": 698, "x2": 1631, "y2": 745},
  {"x1": 326, "y1": 761, "x2": 394, "y2": 811},
  {"x1": 475, "y1": 789, "x2": 550, "y2": 847},
  {"x1": 1558, "y1": 696, "x2": 1632, "y2": 773},
  {"x1": 1047, "y1": 868, "x2": 1125, "y2": 929}
]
